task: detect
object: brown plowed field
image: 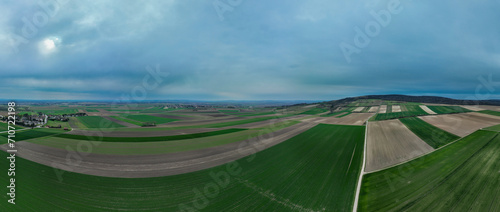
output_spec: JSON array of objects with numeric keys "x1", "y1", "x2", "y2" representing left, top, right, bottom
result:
[
  {"x1": 391, "y1": 105, "x2": 401, "y2": 112},
  {"x1": 378, "y1": 105, "x2": 387, "y2": 113},
  {"x1": 365, "y1": 119, "x2": 434, "y2": 172},
  {"x1": 419, "y1": 112, "x2": 500, "y2": 137},
  {"x1": 368, "y1": 106, "x2": 379, "y2": 113}
]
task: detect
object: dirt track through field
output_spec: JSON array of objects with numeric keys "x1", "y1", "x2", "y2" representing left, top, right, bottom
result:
[
  {"x1": 420, "y1": 105, "x2": 437, "y2": 114},
  {"x1": 419, "y1": 112, "x2": 500, "y2": 137},
  {"x1": 365, "y1": 119, "x2": 434, "y2": 172},
  {"x1": 2, "y1": 122, "x2": 317, "y2": 178},
  {"x1": 378, "y1": 105, "x2": 387, "y2": 113}
]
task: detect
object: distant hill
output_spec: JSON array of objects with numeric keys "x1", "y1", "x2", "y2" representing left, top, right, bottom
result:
[{"x1": 323, "y1": 94, "x2": 500, "y2": 109}]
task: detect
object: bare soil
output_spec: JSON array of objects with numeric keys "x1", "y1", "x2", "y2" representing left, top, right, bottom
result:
[
  {"x1": 368, "y1": 106, "x2": 379, "y2": 113},
  {"x1": 391, "y1": 105, "x2": 401, "y2": 112},
  {"x1": 419, "y1": 112, "x2": 500, "y2": 137},
  {"x1": 378, "y1": 105, "x2": 387, "y2": 113},
  {"x1": 365, "y1": 119, "x2": 434, "y2": 172}
]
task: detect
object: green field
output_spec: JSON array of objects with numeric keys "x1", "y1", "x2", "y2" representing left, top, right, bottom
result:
[
  {"x1": 123, "y1": 114, "x2": 178, "y2": 124},
  {"x1": 85, "y1": 109, "x2": 99, "y2": 112},
  {"x1": 111, "y1": 115, "x2": 143, "y2": 126},
  {"x1": 484, "y1": 123, "x2": 500, "y2": 132},
  {"x1": 218, "y1": 109, "x2": 240, "y2": 113},
  {"x1": 0, "y1": 128, "x2": 65, "y2": 144},
  {"x1": 195, "y1": 114, "x2": 296, "y2": 128},
  {"x1": 77, "y1": 116, "x2": 126, "y2": 129},
  {"x1": 55, "y1": 128, "x2": 248, "y2": 142},
  {"x1": 45, "y1": 120, "x2": 72, "y2": 129},
  {"x1": 28, "y1": 120, "x2": 300, "y2": 155},
  {"x1": 386, "y1": 105, "x2": 392, "y2": 113},
  {"x1": 426, "y1": 105, "x2": 471, "y2": 114},
  {"x1": 477, "y1": 110, "x2": 500, "y2": 117},
  {"x1": 299, "y1": 108, "x2": 329, "y2": 115},
  {"x1": 373, "y1": 105, "x2": 428, "y2": 121},
  {"x1": 0, "y1": 122, "x2": 24, "y2": 131},
  {"x1": 399, "y1": 117, "x2": 460, "y2": 148},
  {"x1": 0, "y1": 124, "x2": 364, "y2": 211},
  {"x1": 358, "y1": 130, "x2": 500, "y2": 211}
]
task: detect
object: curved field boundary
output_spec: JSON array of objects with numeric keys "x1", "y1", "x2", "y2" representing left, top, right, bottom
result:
[
  {"x1": 1, "y1": 122, "x2": 317, "y2": 178},
  {"x1": 54, "y1": 128, "x2": 247, "y2": 142},
  {"x1": 358, "y1": 130, "x2": 500, "y2": 211},
  {"x1": 0, "y1": 123, "x2": 366, "y2": 211}
]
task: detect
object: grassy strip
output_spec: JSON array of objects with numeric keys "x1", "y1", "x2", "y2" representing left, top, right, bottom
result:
[
  {"x1": 299, "y1": 108, "x2": 329, "y2": 115},
  {"x1": 321, "y1": 111, "x2": 347, "y2": 117},
  {"x1": 54, "y1": 128, "x2": 247, "y2": 142},
  {"x1": 426, "y1": 105, "x2": 471, "y2": 114},
  {"x1": 110, "y1": 116, "x2": 143, "y2": 126},
  {"x1": 0, "y1": 128, "x2": 65, "y2": 144},
  {"x1": 477, "y1": 110, "x2": 500, "y2": 117},
  {"x1": 234, "y1": 111, "x2": 276, "y2": 117},
  {"x1": 29, "y1": 120, "x2": 300, "y2": 155},
  {"x1": 359, "y1": 130, "x2": 500, "y2": 211},
  {"x1": 1, "y1": 124, "x2": 364, "y2": 211},
  {"x1": 85, "y1": 109, "x2": 99, "y2": 112},
  {"x1": 195, "y1": 114, "x2": 295, "y2": 128},
  {"x1": 123, "y1": 114, "x2": 178, "y2": 124},
  {"x1": 399, "y1": 117, "x2": 460, "y2": 148},
  {"x1": 336, "y1": 112, "x2": 352, "y2": 118},
  {"x1": 77, "y1": 116, "x2": 126, "y2": 129},
  {"x1": 45, "y1": 120, "x2": 72, "y2": 130}
]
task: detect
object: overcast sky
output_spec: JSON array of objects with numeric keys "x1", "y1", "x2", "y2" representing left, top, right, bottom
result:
[{"x1": 1, "y1": 0, "x2": 499, "y2": 101}]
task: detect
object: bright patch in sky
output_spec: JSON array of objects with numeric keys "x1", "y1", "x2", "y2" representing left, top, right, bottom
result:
[
  {"x1": 39, "y1": 37, "x2": 60, "y2": 55},
  {"x1": 44, "y1": 39, "x2": 55, "y2": 50}
]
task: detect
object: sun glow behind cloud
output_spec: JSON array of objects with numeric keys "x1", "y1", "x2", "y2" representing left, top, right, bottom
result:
[{"x1": 38, "y1": 37, "x2": 61, "y2": 55}]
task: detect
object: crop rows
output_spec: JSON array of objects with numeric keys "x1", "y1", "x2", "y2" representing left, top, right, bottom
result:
[
  {"x1": 359, "y1": 130, "x2": 500, "y2": 211},
  {"x1": 399, "y1": 117, "x2": 460, "y2": 148},
  {"x1": 1, "y1": 124, "x2": 365, "y2": 211}
]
